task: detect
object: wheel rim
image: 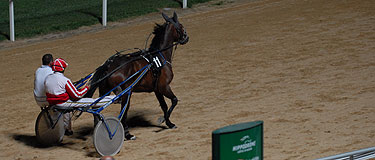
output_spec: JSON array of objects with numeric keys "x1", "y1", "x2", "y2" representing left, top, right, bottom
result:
[
  {"x1": 35, "y1": 109, "x2": 64, "y2": 146},
  {"x1": 93, "y1": 117, "x2": 124, "y2": 156}
]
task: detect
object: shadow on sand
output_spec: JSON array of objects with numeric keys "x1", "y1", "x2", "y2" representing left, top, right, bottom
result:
[
  {"x1": 12, "y1": 114, "x2": 167, "y2": 149},
  {"x1": 12, "y1": 134, "x2": 76, "y2": 149},
  {"x1": 0, "y1": 31, "x2": 10, "y2": 41},
  {"x1": 127, "y1": 114, "x2": 169, "y2": 132}
]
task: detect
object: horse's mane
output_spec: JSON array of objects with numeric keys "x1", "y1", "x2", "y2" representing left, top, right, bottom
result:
[{"x1": 150, "y1": 23, "x2": 167, "y2": 51}]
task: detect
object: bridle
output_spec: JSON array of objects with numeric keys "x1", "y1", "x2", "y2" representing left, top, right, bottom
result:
[{"x1": 166, "y1": 20, "x2": 189, "y2": 45}]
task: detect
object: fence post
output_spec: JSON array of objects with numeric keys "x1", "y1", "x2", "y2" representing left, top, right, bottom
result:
[
  {"x1": 9, "y1": 0, "x2": 15, "y2": 41},
  {"x1": 102, "y1": 0, "x2": 107, "y2": 26},
  {"x1": 183, "y1": 0, "x2": 187, "y2": 8}
]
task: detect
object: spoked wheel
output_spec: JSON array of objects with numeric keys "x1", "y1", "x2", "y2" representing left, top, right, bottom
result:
[
  {"x1": 35, "y1": 108, "x2": 65, "y2": 146},
  {"x1": 93, "y1": 117, "x2": 124, "y2": 156}
]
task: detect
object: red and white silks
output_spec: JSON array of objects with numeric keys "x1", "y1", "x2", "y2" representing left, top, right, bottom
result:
[
  {"x1": 45, "y1": 72, "x2": 114, "y2": 108},
  {"x1": 52, "y1": 58, "x2": 68, "y2": 72}
]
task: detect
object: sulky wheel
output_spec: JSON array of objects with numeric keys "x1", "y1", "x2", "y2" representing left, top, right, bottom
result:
[
  {"x1": 35, "y1": 109, "x2": 65, "y2": 146},
  {"x1": 93, "y1": 117, "x2": 124, "y2": 156}
]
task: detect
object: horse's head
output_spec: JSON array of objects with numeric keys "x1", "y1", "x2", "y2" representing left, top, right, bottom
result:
[{"x1": 162, "y1": 12, "x2": 189, "y2": 45}]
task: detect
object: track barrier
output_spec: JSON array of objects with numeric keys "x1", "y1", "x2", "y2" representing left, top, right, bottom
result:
[{"x1": 316, "y1": 146, "x2": 375, "y2": 160}]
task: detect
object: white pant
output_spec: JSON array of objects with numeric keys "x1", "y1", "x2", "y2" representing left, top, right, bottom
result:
[
  {"x1": 57, "y1": 95, "x2": 116, "y2": 131},
  {"x1": 34, "y1": 95, "x2": 49, "y2": 108},
  {"x1": 56, "y1": 95, "x2": 116, "y2": 108}
]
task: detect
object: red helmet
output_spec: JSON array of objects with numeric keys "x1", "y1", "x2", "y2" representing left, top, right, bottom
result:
[{"x1": 52, "y1": 58, "x2": 68, "y2": 72}]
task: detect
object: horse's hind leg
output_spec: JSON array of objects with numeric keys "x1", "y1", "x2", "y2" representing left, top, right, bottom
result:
[
  {"x1": 113, "y1": 87, "x2": 122, "y2": 104},
  {"x1": 93, "y1": 83, "x2": 111, "y2": 128},
  {"x1": 155, "y1": 88, "x2": 177, "y2": 129},
  {"x1": 120, "y1": 93, "x2": 136, "y2": 140}
]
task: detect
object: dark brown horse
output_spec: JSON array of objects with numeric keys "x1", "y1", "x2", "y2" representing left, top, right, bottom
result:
[{"x1": 84, "y1": 12, "x2": 189, "y2": 140}]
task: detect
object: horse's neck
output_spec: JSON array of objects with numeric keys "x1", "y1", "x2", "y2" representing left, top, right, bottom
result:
[
  {"x1": 149, "y1": 23, "x2": 176, "y2": 63},
  {"x1": 159, "y1": 40, "x2": 174, "y2": 62},
  {"x1": 150, "y1": 34, "x2": 174, "y2": 63}
]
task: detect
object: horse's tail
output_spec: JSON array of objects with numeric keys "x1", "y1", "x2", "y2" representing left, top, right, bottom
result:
[
  {"x1": 84, "y1": 63, "x2": 108, "y2": 98},
  {"x1": 84, "y1": 52, "x2": 124, "y2": 98},
  {"x1": 83, "y1": 51, "x2": 144, "y2": 98}
]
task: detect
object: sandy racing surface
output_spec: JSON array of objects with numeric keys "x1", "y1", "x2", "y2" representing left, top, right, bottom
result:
[{"x1": 1, "y1": 0, "x2": 375, "y2": 159}]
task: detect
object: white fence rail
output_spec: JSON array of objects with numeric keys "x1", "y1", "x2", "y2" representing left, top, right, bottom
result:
[
  {"x1": 316, "y1": 147, "x2": 375, "y2": 160},
  {"x1": 8, "y1": 0, "x2": 188, "y2": 42}
]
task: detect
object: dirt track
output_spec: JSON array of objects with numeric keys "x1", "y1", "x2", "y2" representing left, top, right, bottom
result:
[{"x1": 1, "y1": 0, "x2": 375, "y2": 159}]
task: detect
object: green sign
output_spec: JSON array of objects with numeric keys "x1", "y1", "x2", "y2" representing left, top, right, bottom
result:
[{"x1": 212, "y1": 121, "x2": 263, "y2": 160}]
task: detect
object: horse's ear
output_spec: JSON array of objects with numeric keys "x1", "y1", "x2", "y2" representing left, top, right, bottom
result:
[
  {"x1": 162, "y1": 12, "x2": 170, "y2": 22},
  {"x1": 173, "y1": 12, "x2": 179, "y2": 23}
]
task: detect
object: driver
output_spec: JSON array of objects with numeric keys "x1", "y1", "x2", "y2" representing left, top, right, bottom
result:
[
  {"x1": 34, "y1": 54, "x2": 54, "y2": 108},
  {"x1": 45, "y1": 58, "x2": 115, "y2": 135}
]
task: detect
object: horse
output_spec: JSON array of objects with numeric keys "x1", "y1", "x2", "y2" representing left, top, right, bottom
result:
[{"x1": 84, "y1": 12, "x2": 189, "y2": 140}]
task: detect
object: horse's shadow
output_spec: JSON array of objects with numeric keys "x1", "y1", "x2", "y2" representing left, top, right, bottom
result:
[{"x1": 127, "y1": 114, "x2": 168, "y2": 131}]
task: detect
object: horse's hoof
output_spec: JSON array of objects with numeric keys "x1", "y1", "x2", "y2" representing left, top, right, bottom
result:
[
  {"x1": 167, "y1": 123, "x2": 177, "y2": 129},
  {"x1": 125, "y1": 134, "x2": 136, "y2": 141},
  {"x1": 157, "y1": 117, "x2": 165, "y2": 125}
]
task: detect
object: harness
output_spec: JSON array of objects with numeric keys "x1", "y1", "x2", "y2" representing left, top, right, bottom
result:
[
  {"x1": 78, "y1": 43, "x2": 177, "y2": 90},
  {"x1": 142, "y1": 51, "x2": 167, "y2": 77},
  {"x1": 141, "y1": 51, "x2": 169, "y2": 90}
]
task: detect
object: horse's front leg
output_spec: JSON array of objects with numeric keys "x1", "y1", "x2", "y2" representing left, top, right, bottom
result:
[
  {"x1": 155, "y1": 87, "x2": 178, "y2": 129},
  {"x1": 120, "y1": 93, "x2": 136, "y2": 140}
]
